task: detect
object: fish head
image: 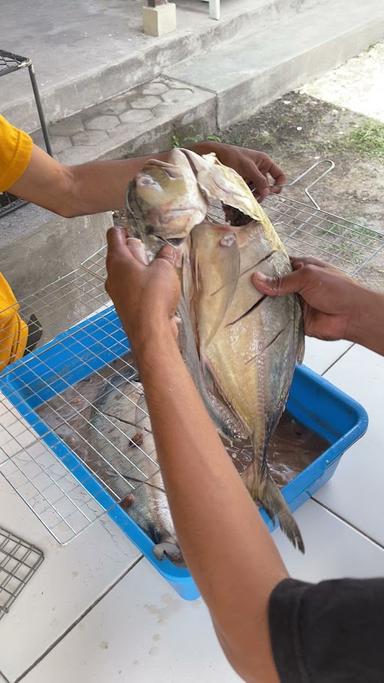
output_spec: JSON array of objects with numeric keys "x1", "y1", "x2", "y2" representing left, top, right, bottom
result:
[{"x1": 126, "y1": 148, "x2": 208, "y2": 256}]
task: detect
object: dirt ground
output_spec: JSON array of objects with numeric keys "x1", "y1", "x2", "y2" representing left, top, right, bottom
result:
[
  {"x1": 222, "y1": 92, "x2": 384, "y2": 231},
  {"x1": 219, "y1": 92, "x2": 384, "y2": 291}
]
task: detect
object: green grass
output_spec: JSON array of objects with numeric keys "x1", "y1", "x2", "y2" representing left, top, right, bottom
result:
[
  {"x1": 171, "y1": 132, "x2": 222, "y2": 148},
  {"x1": 339, "y1": 120, "x2": 384, "y2": 159}
]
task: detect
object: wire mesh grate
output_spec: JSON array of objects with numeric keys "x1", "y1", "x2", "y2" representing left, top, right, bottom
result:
[
  {"x1": 0, "y1": 525, "x2": 43, "y2": 619},
  {"x1": 0, "y1": 49, "x2": 30, "y2": 76},
  {"x1": 264, "y1": 195, "x2": 384, "y2": 285},
  {"x1": 0, "y1": 391, "x2": 108, "y2": 544},
  {"x1": 0, "y1": 304, "x2": 160, "y2": 544}
]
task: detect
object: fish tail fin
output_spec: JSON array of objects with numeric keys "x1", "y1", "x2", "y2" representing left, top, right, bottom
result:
[
  {"x1": 258, "y1": 474, "x2": 305, "y2": 553},
  {"x1": 245, "y1": 462, "x2": 305, "y2": 553}
]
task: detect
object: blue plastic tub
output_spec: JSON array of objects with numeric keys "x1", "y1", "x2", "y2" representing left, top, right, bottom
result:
[{"x1": 0, "y1": 306, "x2": 368, "y2": 600}]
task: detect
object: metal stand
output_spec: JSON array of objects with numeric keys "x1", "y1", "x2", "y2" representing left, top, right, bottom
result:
[{"x1": 0, "y1": 49, "x2": 52, "y2": 218}]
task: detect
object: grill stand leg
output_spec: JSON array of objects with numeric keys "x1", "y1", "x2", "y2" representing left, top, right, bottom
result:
[{"x1": 28, "y1": 63, "x2": 53, "y2": 156}]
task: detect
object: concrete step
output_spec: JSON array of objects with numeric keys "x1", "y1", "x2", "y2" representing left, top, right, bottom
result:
[
  {"x1": 40, "y1": 77, "x2": 217, "y2": 166},
  {"x1": 164, "y1": 0, "x2": 384, "y2": 128},
  {"x1": 2, "y1": 0, "x2": 330, "y2": 132},
  {"x1": 0, "y1": 74, "x2": 216, "y2": 298}
]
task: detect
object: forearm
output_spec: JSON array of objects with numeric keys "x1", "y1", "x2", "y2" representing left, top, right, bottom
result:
[
  {"x1": 9, "y1": 142, "x2": 218, "y2": 218},
  {"x1": 8, "y1": 145, "x2": 169, "y2": 217},
  {"x1": 134, "y1": 324, "x2": 286, "y2": 682},
  {"x1": 66, "y1": 152, "x2": 170, "y2": 215},
  {"x1": 348, "y1": 289, "x2": 384, "y2": 355}
]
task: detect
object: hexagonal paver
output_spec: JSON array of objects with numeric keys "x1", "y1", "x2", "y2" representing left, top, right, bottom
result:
[
  {"x1": 57, "y1": 145, "x2": 94, "y2": 165},
  {"x1": 142, "y1": 81, "x2": 169, "y2": 96},
  {"x1": 130, "y1": 95, "x2": 162, "y2": 110},
  {"x1": 85, "y1": 115, "x2": 120, "y2": 131},
  {"x1": 51, "y1": 135, "x2": 73, "y2": 154},
  {"x1": 99, "y1": 97, "x2": 130, "y2": 116},
  {"x1": 51, "y1": 118, "x2": 85, "y2": 137},
  {"x1": 162, "y1": 88, "x2": 194, "y2": 104},
  {"x1": 72, "y1": 129, "x2": 109, "y2": 146},
  {"x1": 119, "y1": 109, "x2": 154, "y2": 124}
]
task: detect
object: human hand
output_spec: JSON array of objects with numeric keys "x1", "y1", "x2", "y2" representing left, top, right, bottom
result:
[
  {"x1": 252, "y1": 256, "x2": 368, "y2": 342},
  {"x1": 105, "y1": 227, "x2": 181, "y2": 350},
  {"x1": 192, "y1": 142, "x2": 286, "y2": 201}
]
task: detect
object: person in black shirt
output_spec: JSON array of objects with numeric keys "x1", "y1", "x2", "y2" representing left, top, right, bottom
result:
[{"x1": 105, "y1": 229, "x2": 384, "y2": 683}]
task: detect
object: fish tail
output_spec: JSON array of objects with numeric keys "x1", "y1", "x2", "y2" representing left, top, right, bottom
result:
[
  {"x1": 245, "y1": 462, "x2": 305, "y2": 553},
  {"x1": 258, "y1": 473, "x2": 305, "y2": 552}
]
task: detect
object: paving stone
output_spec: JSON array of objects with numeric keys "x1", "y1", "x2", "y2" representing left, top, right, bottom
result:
[
  {"x1": 85, "y1": 115, "x2": 120, "y2": 131},
  {"x1": 162, "y1": 88, "x2": 194, "y2": 104},
  {"x1": 98, "y1": 97, "x2": 130, "y2": 115},
  {"x1": 151, "y1": 103, "x2": 175, "y2": 118},
  {"x1": 57, "y1": 145, "x2": 96, "y2": 165},
  {"x1": 130, "y1": 96, "x2": 162, "y2": 109},
  {"x1": 51, "y1": 136, "x2": 73, "y2": 154},
  {"x1": 50, "y1": 118, "x2": 85, "y2": 137},
  {"x1": 72, "y1": 129, "x2": 109, "y2": 146},
  {"x1": 142, "y1": 81, "x2": 169, "y2": 95},
  {"x1": 119, "y1": 109, "x2": 154, "y2": 124}
]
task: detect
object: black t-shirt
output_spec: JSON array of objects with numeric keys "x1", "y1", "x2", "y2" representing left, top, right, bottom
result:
[{"x1": 269, "y1": 577, "x2": 384, "y2": 682}]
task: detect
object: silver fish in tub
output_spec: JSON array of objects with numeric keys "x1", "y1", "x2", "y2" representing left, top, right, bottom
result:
[{"x1": 126, "y1": 148, "x2": 305, "y2": 552}]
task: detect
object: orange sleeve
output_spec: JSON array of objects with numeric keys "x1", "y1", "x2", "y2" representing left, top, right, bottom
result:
[
  {"x1": 0, "y1": 273, "x2": 28, "y2": 371},
  {"x1": 0, "y1": 115, "x2": 33, "y2": 192}
]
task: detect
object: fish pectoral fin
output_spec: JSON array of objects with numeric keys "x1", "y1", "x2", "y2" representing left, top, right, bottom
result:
[{"x1": 194, "y1": 230, "x2": 241, "y2": 347}]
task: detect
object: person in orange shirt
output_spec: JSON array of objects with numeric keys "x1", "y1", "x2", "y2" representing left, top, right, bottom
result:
[{"x1": 0, "y1": 114, "x2": 285, "y2": 370}]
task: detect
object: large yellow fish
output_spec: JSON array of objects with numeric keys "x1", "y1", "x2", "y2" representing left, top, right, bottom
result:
[{"x1": 127, "y1": 148, "x2": 305, "y2": 551}]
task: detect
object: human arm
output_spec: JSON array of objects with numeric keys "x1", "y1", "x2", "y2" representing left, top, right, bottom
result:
[
  {"x1": 252, "y1": 256, "x2": 384, "y2": 356},
  {"x1": 105, "y1": 228, "x2": 287, "y2": 683},
  {"x1": 6, "y1": 122, "x2": 285, "y2": 216}
]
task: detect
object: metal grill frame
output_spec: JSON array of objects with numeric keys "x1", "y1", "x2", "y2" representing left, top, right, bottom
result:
[
  {"x1": 0, "y1": 525, "x2": 43, "y2": 619},
  {"x1": 263, "y1": 194, "x2": 384, "y2": 279}
]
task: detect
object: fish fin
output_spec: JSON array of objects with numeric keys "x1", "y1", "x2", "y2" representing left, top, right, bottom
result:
[
  {"x1": 244, "y1": 460, "x2": 305, "y2": 553},
  {"x1": 180, "y1": 148, "x2": 276, "y2": 228},
  {"x1": 259, "y1": 472, "x2": 304, "y2": 553},
  {"x1": 296, "y1": 298, "x2": 306, "y2": 364},
  {"x1": 192, "y1": 226, "x2": 240, "y2": 347}
]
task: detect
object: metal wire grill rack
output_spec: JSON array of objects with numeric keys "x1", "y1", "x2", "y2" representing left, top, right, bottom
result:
[
  {"x1": 0, "y1": 297, "x2": 158, "y2": 544},
  {"x1": 0, "y1": 50, "x2": 30, "y2": 75},
  {"x1": 0, "y1": 525, "x2": 43, "y2": 619},
  {"x1": 0, "y1": 391, "x2": 108, "y2": 544},
  {"x1": 264, "y1": 195, "x2": 384, "y2": 284},
  {"x1": 0, "y1": 160, "x2": 383, "y2": 546}
]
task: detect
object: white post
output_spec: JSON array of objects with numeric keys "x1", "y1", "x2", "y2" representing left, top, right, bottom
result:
[
  {"x1": 209, "y1": 0, "x2": 220, "y2": 20},
  {"x1": 143, "y1": 2, "x2": 177, "y2": 36}
]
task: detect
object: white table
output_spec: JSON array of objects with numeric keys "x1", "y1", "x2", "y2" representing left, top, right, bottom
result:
[{"x1": 1, "y1": 338, "x2": 384, "y2": 682}]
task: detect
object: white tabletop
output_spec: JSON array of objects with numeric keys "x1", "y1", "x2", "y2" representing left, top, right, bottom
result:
[
  {"x1": 314, "y1": 343, "x2": 384, "y2": 545},
  {"x1": 2, "y1": 338, "x2": 384, "y2": 682},
  {"x1": 0, "y1": 474, "x2": 139, "y2": 681}
]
